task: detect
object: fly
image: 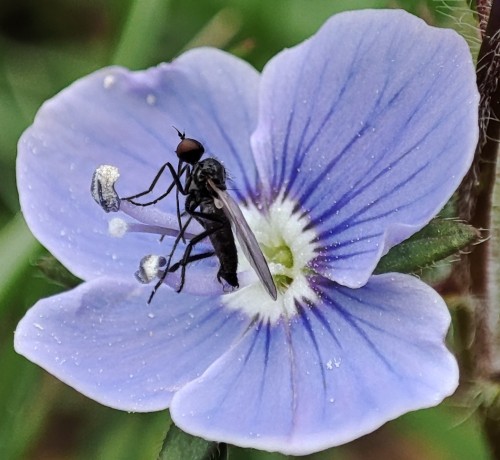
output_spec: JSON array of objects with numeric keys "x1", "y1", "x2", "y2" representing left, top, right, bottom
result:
[{"x1": 123, "y1": 128, "x2": 277, "y2": 303}]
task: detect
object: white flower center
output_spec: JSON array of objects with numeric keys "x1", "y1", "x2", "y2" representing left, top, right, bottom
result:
[{"x1": 222, "y1": 197, "x2": 319, "y2": 323}]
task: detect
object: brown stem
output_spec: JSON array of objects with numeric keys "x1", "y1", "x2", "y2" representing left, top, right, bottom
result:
[
  {"x1": 477, "y1": 0, "x2": 493, "y2": 37},
  {"x1": 453, "y1": 1, "x2": 500, "y2": 458},
  {"x1": 454, "y1": 0, "x2": 500, "y2": 377}
]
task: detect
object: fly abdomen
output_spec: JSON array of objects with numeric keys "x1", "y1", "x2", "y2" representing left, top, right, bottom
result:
[{"x1": 197, "y1": 200, "x2": 239, "y2": 289}]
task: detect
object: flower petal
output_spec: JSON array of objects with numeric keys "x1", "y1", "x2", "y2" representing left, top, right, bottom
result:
[
  {"x1": 251, "y1": 9, "x2": 478, "y2": 287},
  {"x1": 17, "y1": 48, "x2": 259, "y2": 281},
  {"x1": 170, "y1": 273, "x2": 457, "y2": 455},
  {"x1": 14, "y1": 278, "x2": 252, "y2": 411}
]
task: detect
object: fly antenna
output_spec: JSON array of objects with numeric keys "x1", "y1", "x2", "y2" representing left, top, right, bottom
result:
[{"x1": 172, "y1": 126, "x2": 185, "y2": 140}]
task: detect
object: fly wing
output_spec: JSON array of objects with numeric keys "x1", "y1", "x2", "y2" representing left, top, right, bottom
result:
[{"x1": 207, "y1": 179, "x2": 277, "y2": 300}]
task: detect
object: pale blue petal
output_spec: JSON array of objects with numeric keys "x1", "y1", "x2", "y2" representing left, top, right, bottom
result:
[
  {"x1": 14, "y1": 278, "x2": 252, "y2": 411},
  {"x1": 251, "y1": 9, "x2": 478, "y2": 288},
  {"x1": 170, "y1": 273, "x2": 457, "y2": 455}
]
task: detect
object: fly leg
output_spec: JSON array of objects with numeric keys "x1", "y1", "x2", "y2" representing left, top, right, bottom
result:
[
  {"x1": 147, "y1": 213, "x2": 195, "y2": 303},
  {"x1": 167, "y1": 251, "x2": 216, "y2": 273},
  {"x1": 175, "y1": 163, "x2": 190, "y2": 243},
  {"x1": 124, "y1": 161, "x2": 190, "y2": 244},
  {"x1": 148, "y1": 224, "x2": 224, "y2": 302},
  {"x1": 122, "y1": 161, "x2": 188, "y2": 206},
  {"x1": 174, "y1": 223, "x2": 225, "y2": 294},
  {"x1": 148, "y1": 207, "x2": 228, "y2": 302}
]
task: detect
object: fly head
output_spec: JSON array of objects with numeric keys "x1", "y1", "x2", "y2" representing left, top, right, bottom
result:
[{"x1": 173, "y1": 127, "x2": 204, "y2": 165}]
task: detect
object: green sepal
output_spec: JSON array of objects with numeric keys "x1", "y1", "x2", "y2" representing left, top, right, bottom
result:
[
  {"x1": 36, "y1": 255, "x2": 82, "y2": 289},
  {"x1": 158, "y1": 423, "x2": 228, "y2": 460},
  {"x1": 374, "y1": 218, "x2": 481, "y2": 275}
]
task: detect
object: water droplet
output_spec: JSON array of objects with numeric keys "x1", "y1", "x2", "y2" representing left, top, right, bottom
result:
[
  {"x1": 103, "y1": 75, "x2": 116, "y2": 89},
  {"x1": 146, "y1": 94, "x2": 156, "y2": 105}
]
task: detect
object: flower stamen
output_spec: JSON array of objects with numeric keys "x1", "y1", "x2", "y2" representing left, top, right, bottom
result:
[
  {"x1": 135, "y1": 254, "x2": 166, "y2": 283},
  {"x1": 91, "y1": 165, "x2": 121, "y2": 212},
  {"x1": 108, "y1": 217, "x2": 193, "y2": 239}
]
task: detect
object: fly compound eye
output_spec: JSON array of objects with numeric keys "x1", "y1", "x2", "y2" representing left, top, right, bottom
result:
[{"x1": 173, "y1": 127, "x2": 204, "y2": 165}]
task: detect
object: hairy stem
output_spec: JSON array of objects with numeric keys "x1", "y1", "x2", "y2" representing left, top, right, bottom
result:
[
  {"x1": 477, "y1": 0, "x2": 493, "y2": 37},
  {"x1": 453, "y1": 1, "x2": 500, "y2": 457}
]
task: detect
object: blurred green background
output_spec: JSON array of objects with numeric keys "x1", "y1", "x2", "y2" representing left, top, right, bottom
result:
[{"x1": 0, "y1": 0, "x2": 489, "y2": 459}]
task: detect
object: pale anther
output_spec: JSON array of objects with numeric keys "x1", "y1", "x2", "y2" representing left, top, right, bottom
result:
[
  {"x1": 135, "y1": 255, "x2": 166, "y2": 284},
  {"x1": 108, "y1": 218, "x2": 128, "y2": 237},
  {"x1": 91, "y1": 165, "x2": 121, "y2": 213}
]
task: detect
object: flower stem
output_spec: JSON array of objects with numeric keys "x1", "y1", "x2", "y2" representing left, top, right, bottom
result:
[
  {"x1": 476, "y1": 0, "x2": 493, "y2": 37},
  {"x1": 454, "y1": 1, "x2": 500, "y2": 457},
  {"x1": 455, "y1": 0, "x2": 500, "y2": 377}
]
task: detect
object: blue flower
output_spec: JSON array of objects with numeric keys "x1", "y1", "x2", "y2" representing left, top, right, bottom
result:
[{"x1": 15, "y1": 9, "x2": 478, "y2": 455}]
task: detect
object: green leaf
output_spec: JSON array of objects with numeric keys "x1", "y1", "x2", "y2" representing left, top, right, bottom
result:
[
  {"x1": 0, "y1": 213, "x2": 41, "y2": 313},
  {"x1": 35, "y1": 254, "x2": 82, "y2": 289},
  {"x1": 112, "y1": 0, "x2": 172, "y2": 68},
  {"x1": 374, "y1": 219, "x2": 480, "y2": 274},
  {"x1": 158, "y1": 423, "x2": 228, "y2": 460},
  {"x1": 0, "y1": 345, "x2": 54, "y2": 460}
]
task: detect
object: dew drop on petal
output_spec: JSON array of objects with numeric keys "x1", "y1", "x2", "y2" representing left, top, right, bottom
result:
[
  {"x1": 146, "y1": 94, "x2": 156, "y2": 105},
  {"x1": 103, "y1": 75, "x2": 116, "y2": 89}
]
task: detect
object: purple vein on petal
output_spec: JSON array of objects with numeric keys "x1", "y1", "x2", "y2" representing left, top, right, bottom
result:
[
  {"x1": 318, "y1": 232, "x2": 381, "y2": 251},
  {"x1": 284, "y1": 319, "x2": 300, "y2": 437},
  {"x1": 221, "y1": 70, "x2": 263, "y2": 203},
  {"x1": 314, "y1": 160, "x2": 430, "y2": 238},
  {"x1": 310, "y1": 276, "x2": 399, "y2": 375},
  {"x1": 70, "y1": 83, "x2": 172, "y2": 169},
  {"x1": 213, "y1": 322, "x2": 263, "y2": 409},
  {"x1": 257, "y1": 322, "x2": 272, "y2": 413},
  {"x1": 320, "y1": 277, "x2": 451, "y2": 392},
  {"x1": 311, "y1": 96, "x2": 467, "y2": 242},
  {"x1": 329, "y1": 300, "x2": 397, "y2": 376},
  {"x1": 313, "y1": 251, "x2": 380, "y2": 271},
  {"x1": 192, "y1": 67, "x2": 256, "y2": 203},
  {"x1": 332, "y1": 74, "x2": 463, "y2": 217},
  {"x1": 274, "y1": 33, "x2": 324, "y2": 198},
  {"x1": 307, "y1": 300, "x2": 343, "y2": 349},
  {"x1": 334, "y1": 309, "x2": 443, "y2": 395},
  {"x1": 277, "y1": 113, "x2": 296, "y2": 199},
  {"x1": 185, "y1": 311, "x2": 236, "y2": 349},
  {"x1": 296, "y1": 304, "x2": 327, "y2": 392},
  {"x1": 281, "y1": 26, "x2": 381, "y2": 202},
  {"x1": 276, "y1": 28, "x2": 379, "y2": 201},
  {"x1": 296, "y1": 44, "x2": 447, "y2": 215}
]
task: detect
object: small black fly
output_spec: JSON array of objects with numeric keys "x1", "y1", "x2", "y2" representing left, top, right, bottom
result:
[{"x1": 123, "y1": 128, "x2": 277, "y2": 303}]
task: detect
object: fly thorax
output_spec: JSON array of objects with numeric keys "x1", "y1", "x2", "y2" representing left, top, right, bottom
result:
[{"x1": 194, "y1": 159, "x2": 226, "y2": 191}]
